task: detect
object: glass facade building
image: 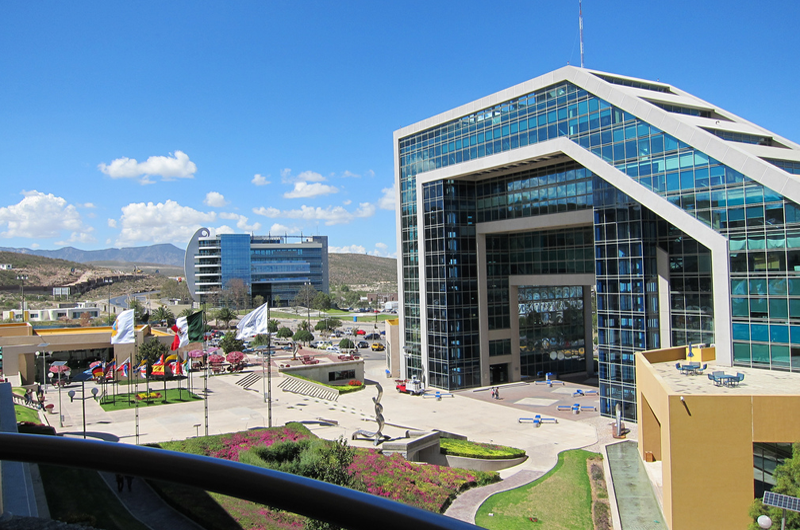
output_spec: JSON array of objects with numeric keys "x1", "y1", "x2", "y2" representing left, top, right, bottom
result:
[
  {"x1": 394, "y1": 66, "x2": 800, "y2": 420},
  {"x1": 185, "y1": 229, "x2": 328, "y2": 307}
]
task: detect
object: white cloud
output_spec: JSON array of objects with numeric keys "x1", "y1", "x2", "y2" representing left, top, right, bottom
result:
[
  {"x1": 213, "y1": 225, "x2": 235, "y2": 236},
  {"x1": 0, "y1": 190, "x2": 90, "y2": 240},
  {"x1": 30, "y1": 243, "x2": 39, "y2": 249},
  {"x1": 252, "y1": 202, "x2": 375, "y2": 226},
  {"x1": 116, "y1": 200, "x2": 216, "y2": 246},
  {"x1": 281, "y1": 169, "x2": 326, "y2": 184},
  {"x1": 284, "y1": 182, "x2": 339, "y2": 199},
  {"x1": 107, "y1": 218, "x2": 117, "y2": 228},
  {"x1": 378, "y1": 187, "x2": 396, "y2": 210},
  {"x1": 98, "y1": 150, "x2": 197, "y2": 182},
  {"x1": 342, "y1": 199, "x2": 352, "y2": 205},
  {"x1": 365, "y1": 169, "x2": 375, "y2": 178},
  {"x1": 76, "y1": 202, "x2": 95, "y2": 209},
  {"x1": 341, "y1": 170, "x2": 360, "y2": 178},
  {"x1": 219, "y1": 212, "x2": 261, "y2": 232},
  {"x1": 330, "y1": 245, "x2": 367, "y2": 254},
  {"x1": 252, "y1": 174, "x2": 270, "y2": 186},
  {"x1": 267, "y1": 223, "x2": 300, "y2": 234},
  {"x1": 375, "y1": 242, "x2": 388, "y2": 250},
  {"x1": 56, "y1": 229, "x2": 97, "y2": 246},
  {"x1": 204, "y1": 192, "x2": 229, "y2": 207}
]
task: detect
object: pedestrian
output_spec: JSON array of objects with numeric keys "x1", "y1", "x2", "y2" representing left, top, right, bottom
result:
[
  {"x1": 24, "y1": 389, "x2": 32, "y2": 406},
  {"x1": 37, "y1": 390, "x2": 45, "y2": 409},
  {"x1": 490, "y1": 387, "x2": 496, "y2": 399},
  {"x1": 115, "y1": 474, "x2": 124, "y2": 493},
  {"x1": 495, "y1": 387, "x2": 500, "y2": 400},
  {"x1": 125, "y1": 475, "x2": 134, "y2": 492}
]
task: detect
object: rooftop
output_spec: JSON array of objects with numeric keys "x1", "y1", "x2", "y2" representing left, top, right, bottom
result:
[{"x1": 650, "y1": 361, "x2": 800, "y2": 396}]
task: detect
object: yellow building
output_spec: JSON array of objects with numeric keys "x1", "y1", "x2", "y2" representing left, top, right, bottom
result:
[
  {"x1": 636, "y1": 346, "x2": 800, "y2": 529},
  {"x1": 0, "y1": 322, "x2": 173, "y2": 386}
]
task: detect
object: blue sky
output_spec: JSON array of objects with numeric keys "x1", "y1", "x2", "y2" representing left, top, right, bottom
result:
[{"x1": 0, "y1": 0, "x2": 798, "y2": 257}]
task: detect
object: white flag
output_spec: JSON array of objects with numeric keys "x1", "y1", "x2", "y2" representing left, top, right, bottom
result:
[
  {"x1": 111, "y1": 309, "x2": 135, "y2": 345},
  {"x1": 236, "y1": 303, "x2": 270, "y2": 340}
]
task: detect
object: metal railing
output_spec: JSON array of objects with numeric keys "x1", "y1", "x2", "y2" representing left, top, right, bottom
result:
[{"x1": 0, "y1": 433, "x2": 480, "y2": 530}]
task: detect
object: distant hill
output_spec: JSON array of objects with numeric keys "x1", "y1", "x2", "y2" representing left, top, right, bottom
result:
[
  {"x1": 329, "y1": 253, "x2": 397, "y2": 288},
  {"x1": 0, "y1": 244, "x2": 185, "y2": 267}
]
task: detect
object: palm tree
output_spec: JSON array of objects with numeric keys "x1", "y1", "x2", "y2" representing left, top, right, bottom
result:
[
  {"x1": 179, "y1": 308, "x2": 195, "y2": 318},
  {"x1": 215, "y1": 308, "x2": 237, "y2": 329},
  {"x1": 152, "y1": 306, "x2": 175, "y2": 325}
]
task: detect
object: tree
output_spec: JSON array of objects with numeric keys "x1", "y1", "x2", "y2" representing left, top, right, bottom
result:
[
  {"x1": 161, "y1": 278, "x2": 191, "y2": 303},
  {"x1": 137, "y1": 338, "x2": 168, "y2": 377},
  {"x1": 299, "y1": 320, "x2": 312, "y2": 332},
  {"x1": 268, "y1": 319, "x2": 280, "y2": 333},
  {"x1": 293, "y1": 329, "x2": 314, "y2": 344},
  {"x1": 303, "y1": 438, "x2": 362, "y2": 530},
  {"x1": 152, "y1": 306, "x2": 175, "y2": 326},
  {"x1": 214, "y1": 308, "x2": 237, "y2": 329},
  {"x1": 253, "y1": 295, "x2": 265, "y2": 308},
  {"x1": 179, "y1": 308, "x2": 196, "y2": 318},
  {"x1": 129, "y1": 299, "x2": 149, "y2": 324},
  {"x1": 292, "y1": 284, "x2": 318, "y2": 309},
  {"x1": 222, "y1": 278, "x2": 249, "y2": 310},
  {"x1": 338, "y1": 338, "x2": 354, "y2": 350},
  {"x1": 750, "y1": 443, "x2": 800, "y2": 529},
  {"x1": 251, "y1": 334, "x2": 271, "y2": 347},
  {"x1": 219, "y1": 333, "x2": 245, "y2": 354},
  {"x1": 79, "y1": 312, "x2": 92, "y2": 328},
  {"x1": 276, "y1": 327, "x2": 294, "y2": 339},
  {"x1": 315, "y1": 317, "x2": 341, "y2": 333},
  {"x1": 312, "y1": 292, "x2": 332, "y2": 311}
]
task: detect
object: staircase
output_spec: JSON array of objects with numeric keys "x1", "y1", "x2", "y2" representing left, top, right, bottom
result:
[
  {"x1": 278, "y1": 376, "x2": 339, "y2": 402},
  {"x1": 235, "y1": 373, "x2": 263, "y2": 390}
]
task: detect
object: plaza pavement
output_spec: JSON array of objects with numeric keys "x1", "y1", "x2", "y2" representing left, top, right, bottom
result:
[{"x1": 40, "y1": 352, "x2": 632, "y2": 525}]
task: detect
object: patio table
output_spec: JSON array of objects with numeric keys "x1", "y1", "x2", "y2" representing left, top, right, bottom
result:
[{"x1": 718, "y1": 374, "x2": 738, "y2": 387}]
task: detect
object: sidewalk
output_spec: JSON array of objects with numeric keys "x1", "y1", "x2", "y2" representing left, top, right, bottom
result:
[{"x1": 96, "y1": 472, "x2": 203, "y2": 530}]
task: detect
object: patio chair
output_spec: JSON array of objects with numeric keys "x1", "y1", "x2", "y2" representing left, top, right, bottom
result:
[
  {"x1": 696, "y1": 364, "x2": 707, "y2": 374},
  {"x1": 735, "y1": 373, "x2": 745, "y2": 386},
  {"x1": 675, "y1": 363, "x2": 682, "y2": 370}
]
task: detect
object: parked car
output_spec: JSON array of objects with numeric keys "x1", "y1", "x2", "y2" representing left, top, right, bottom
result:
[
  {"x1": 326, "y1": 346, "x2": 341, "y2": 354},
  {"x1": 357, "y1": 341, "x2": 369, "y2": 349},
  {"x1": 371, "y1": 343, "x2": 385, "y2": 351},
  {"x1": 364, "y1": 333, "x2": 381, "y2": 340}
]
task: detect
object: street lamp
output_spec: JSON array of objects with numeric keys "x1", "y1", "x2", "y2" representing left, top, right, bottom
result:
[
  {"x1": 36, "y1": 343, "x2": 49, "y2": 394},
  {"x1": 69, "y1": 372, "x2": 100, "y2": 439},
  {"x1": 16, "y1": 274, "x2": 28, "y2": 318}
]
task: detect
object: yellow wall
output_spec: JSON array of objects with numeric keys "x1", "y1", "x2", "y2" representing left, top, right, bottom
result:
[{"x1": 637, "y1": 349, "x2": 799, "y2": 530}]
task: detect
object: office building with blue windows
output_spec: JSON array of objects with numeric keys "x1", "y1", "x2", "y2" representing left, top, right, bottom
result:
[
  {"x1": 394, "y1": 66, "x2": 800, "y2": 420},
  {"x1": 185, "y1": 228, "x2": 328, "y2": 307}
]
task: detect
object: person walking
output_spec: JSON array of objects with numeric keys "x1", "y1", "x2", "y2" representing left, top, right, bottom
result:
[{"x1": 495, "y1": 386, "x2": 500, "y2": 400}]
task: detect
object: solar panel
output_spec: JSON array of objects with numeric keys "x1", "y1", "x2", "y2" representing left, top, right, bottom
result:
[{"x1": 763, "y1": 491, "x2": 800, "y2": 513}]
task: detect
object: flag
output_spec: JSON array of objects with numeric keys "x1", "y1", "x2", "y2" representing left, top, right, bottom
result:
[
  {"x1": 236, "y1": 303, "x2": 270, "y2": 340},
  {"x1": 111, "y1": 310, "x2": 135, "y2": 345},
  {"x1": 151, "y1": 354, "x2": 165, "y2": 376},
  {"x1": 92, "y1": 363, "x2": 105, "y2": 377},
  {"x1": 139, "y1": 361, "x2": 147, "y2": 379},
  {"x1": 170, "y1": 359, "x2": 184, "y2": 376},
  {"x1": 117, "y1": 358, "x2": 131, "y2": 377},
  {"x1": 104, "y1": 360, "x2": 116, "y2": 379},
  {"x1": 171, "y1": 311, "x2": 204, "y2": 350}
]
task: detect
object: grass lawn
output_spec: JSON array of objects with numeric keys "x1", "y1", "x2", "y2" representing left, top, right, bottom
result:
[
  {"x1": 99, "y1": 388, "x2": 203, "y2": 412},
  {"x1": 287, "y1": 373, "x2": 365, "y2": 394},
  {"x1": 15, "y1": 404, "x2": 40, "y2": 423},
  {"x1": 476, "y1": 449, "x2": 596, "y2": 530},
  {"x1": 354, "y1": 314, "x2": 393, "y2": 323},
  {"x1": 39, "y1": 465, "x2": 150, "y2": 530}
]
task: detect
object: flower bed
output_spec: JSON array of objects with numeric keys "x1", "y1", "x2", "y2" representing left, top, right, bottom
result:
[
  {"x1": 440, "y1": 438, "x2": 526, "y2": 460},
  {"x1": 350, "y1": 449, "x2": 499, "y2": 513}
]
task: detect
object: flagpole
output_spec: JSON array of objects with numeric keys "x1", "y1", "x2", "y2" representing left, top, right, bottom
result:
[
  {"x1": 203, "y1": 304, "x2": 209, "y2": 437},
  {"x1": 134, "y1": 329, "x2": 140, "y2": 445}
]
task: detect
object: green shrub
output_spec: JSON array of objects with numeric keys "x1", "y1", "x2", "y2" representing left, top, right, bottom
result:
[{"x1": 440, "y1": 438, "x2": 526, "y2": 460}]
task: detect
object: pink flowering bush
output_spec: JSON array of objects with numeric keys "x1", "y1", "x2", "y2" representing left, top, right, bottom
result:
[{"x1": 349, "y1": 448, "x2": 499, "y2": 513}]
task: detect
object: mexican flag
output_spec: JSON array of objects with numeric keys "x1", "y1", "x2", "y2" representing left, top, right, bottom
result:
[{"x1": 171, "y1": 311, "x2": 204, "y2": 350}]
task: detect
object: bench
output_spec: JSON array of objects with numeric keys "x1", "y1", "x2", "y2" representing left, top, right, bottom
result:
[
  {"x1": 573, "y1": 389, "x2": 599, "y2": 397},
  {"x1": 557, "y1": 405, "x2": 573, "y2": 411},
  {"x1": 423, "y1": 391, "x2": 454, "y2": 400},
  {"x1": 519, "y1": 415, "x2": 559, "y2": 427}
]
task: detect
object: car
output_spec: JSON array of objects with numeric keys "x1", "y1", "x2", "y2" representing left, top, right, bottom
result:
[
  {"x1": 326, "y1": 346, "x2": 341, "y2": 353},
  {"x1": 371, "y1": 343, "x2": 385, "y2": 351},
  {"x1": 364, "y1": 333, "x2": 381, "y2": 340},
  {"x1": 357, "y1": 341, "x2": 369, "y2": 349}
]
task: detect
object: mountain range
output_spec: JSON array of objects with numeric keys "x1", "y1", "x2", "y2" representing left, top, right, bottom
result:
[{"x1": 0, "y1": 244, "x2": 186, "y2": 267}]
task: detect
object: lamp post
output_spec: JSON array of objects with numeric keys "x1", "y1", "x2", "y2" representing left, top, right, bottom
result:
[
  {"x1": 36, "y1": 343, "x2": 49, "y2": 394},
  {"x1": 69, "y1": 372, "x2": 100, "y2": 439},
  {"x1": 305, "y1": 282, "x2": 311, "y2": 332},
  {"x1": 16, "y1": 274, "x2": 28, "y2": 318}
]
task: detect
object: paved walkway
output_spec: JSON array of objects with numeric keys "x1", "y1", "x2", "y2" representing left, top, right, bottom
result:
[
  {"x1": 36, "y1": 353, "x2": 629, "y2": 527},
  {"x1": 96, "y1": 472, "x2": 204, "y2": 530},
  {"x1": 444, "y1": 469, "x2": 543, "y2": 522}
]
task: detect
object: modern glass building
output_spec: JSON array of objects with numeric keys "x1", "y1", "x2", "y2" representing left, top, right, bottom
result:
[
  {"x1": 394, "y1": 66, "x2": 800, "y2": 420},
  {"x1": 185, "y1": 228, "x2": 328, "y2": 307}
]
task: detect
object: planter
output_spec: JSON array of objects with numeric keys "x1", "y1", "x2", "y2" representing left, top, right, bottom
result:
[{"x1": 444, "y1": 454, "x2": 528, "y2": 472}]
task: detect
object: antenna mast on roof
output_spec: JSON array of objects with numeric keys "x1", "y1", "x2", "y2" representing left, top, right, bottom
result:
[{"x1": 579, "y1": 0, "x2": 585, "y2": 68}]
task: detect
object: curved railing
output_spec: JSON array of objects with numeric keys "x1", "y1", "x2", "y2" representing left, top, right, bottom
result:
[{"x1": 0, "y1": 433, "x2": 480, "y2": 530}]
